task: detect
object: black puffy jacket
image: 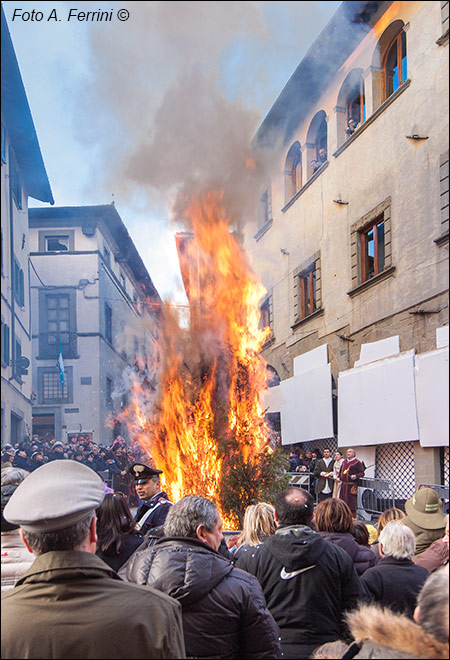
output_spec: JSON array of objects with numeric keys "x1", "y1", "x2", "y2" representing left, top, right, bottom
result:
[
  {"x1": 235, "y1": 525, "x2": 366, "y2": 655},
  {"x1": 126, "y1": 536, "x2": 282, "y2": 659},
  {"x1": 318, "y1": 531, "x2": 378, "y2": 575}
]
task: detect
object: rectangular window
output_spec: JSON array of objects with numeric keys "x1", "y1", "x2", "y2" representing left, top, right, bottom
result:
[
  {"x1": 14, "y1": 258, "x2": 25, "y2": 307},
  {"x1": 46, "y1": 294, "x2": 70, "y2": 345},
  {"x1": 1, "y1": 320, "x2": 10, "y2": 365},
  {"x1": 103, "y1": 245, "x2": 111, "y2": 267},
  {"x1": 105, "y1": 303, "x2": 112, "y2": 343},
  {"x1": 45, "y1": 235, "x2": 69, "y2": 252},
  {"x1": 39, "y1": 290, "x2": 77, "y2": 359},
  {"x1": 260, "y1": 300, "x2": 271, "y2": 331},
  {"x1": 38, "y1": 367, "x2": 72, "y2": 404},
  {"x1": 360, "y1": 217, "x2": 385, "y2": 282},
  {"x1": 1, "y1": 123, "x2": 6, "y2": 165},
  {"x1": 9, "y1": 148, "x2": 22, "y2": 210},
  {"x1": 259, "y1": 187, "x2": 272, "y2": 229},
  {"x1": 298, "y1": 265, "x2": 316, "y2": 320}
]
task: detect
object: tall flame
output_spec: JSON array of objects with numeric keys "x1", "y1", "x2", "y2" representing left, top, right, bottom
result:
[{"x1": 118, "y1": 191, "x2": 272, "y2": 524}]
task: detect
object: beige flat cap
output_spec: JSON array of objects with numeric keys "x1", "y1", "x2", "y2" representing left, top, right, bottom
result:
[{"x1": 3, "y1": 460, "x2": 105, "y2": 532}]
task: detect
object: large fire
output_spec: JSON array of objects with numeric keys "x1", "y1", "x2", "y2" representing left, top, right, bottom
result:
[{"x1": 118, "y1": 191, "x2": 274, "y2": 526}]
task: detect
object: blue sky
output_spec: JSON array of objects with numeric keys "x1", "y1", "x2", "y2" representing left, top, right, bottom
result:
[{"x1": 3, "y1": 1, "x2": 341, "y2": 302}]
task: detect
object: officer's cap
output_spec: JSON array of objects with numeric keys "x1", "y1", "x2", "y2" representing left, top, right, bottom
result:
[
  {"x1": 129, "y1": 462, "x2": 162, "y2": 483},
  {"x1": 3, "y1": 460, "x2": 105, "y2": 533}
]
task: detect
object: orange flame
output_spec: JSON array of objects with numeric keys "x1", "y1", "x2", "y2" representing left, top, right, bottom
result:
[{"x1": 119, "y1": 191, "x2": 271, "y2": 525}]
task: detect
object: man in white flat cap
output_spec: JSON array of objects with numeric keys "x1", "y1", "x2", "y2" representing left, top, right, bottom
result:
[{"x1": 1, "y1": 460, "x2": 185, "y2": 660}]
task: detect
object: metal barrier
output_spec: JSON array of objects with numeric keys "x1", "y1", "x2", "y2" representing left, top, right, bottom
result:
[
  {"x1": 288, "y1": 471, "x2": 314, "y2": 492},
  {"x1": 418, "y1": 483, "x2": 449, "y2": 501},
  {"x1": 357, "y1": 478, "x2": 396, "y2": 521}
]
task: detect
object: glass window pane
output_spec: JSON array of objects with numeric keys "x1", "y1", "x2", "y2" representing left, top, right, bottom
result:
[
  {"x1": 46, "y1": 236, "x2": 69, "y2": 251},
  {"x1": 377, "y1": 221, "x2": 385, "y2": 273},
  {"x1": 58, "y1": 297, "x2": 69, "y2": 309},
  {"x1": 60, "y1": 333, "x2": 70, "y2": 344},
  {"x1": 401, "y1": 33, "x2": 407, "y2": 82},
  {"x1": 59, "y1": 309, "x2": 69, "y2": 321},
  {"x1": 385, "y1": 40, "x2": 398, "y2": 97},
  {"x1": 47, "y1": 297, "x2": 57, "y2": 309},
  {"x1": 59, "y1": 321, "x2": 69, "y2": 332},
  {"x1": 48, "y1": 322, "x2": 58, "y2": 332},
  {"x1": 47, "y1": 309, "x2": 57, "y2": 320}
]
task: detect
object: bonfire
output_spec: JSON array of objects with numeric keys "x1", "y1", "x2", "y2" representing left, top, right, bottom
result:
[{"x1": 117, "y1": 190, "x2": 288, "y2": 527}]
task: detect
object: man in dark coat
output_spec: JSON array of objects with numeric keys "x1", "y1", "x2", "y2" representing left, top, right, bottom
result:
[
  {"x1": 235, "y1": 486, "x2": 365, "y2": 659},
  {"x1": 129, "y1": 462, "x2": 173, "y2": 533},
  {"x1": 339, "y1": 448, "x2": 365, "y2": 516},
  {"x1": 314, "y1": 447, "x2": 335, "y2": 502},
  {"x1": 1, "y1": 460, "x2": 185, "y2": 659},
  {"x1": 127, "y1": 494, "x2": 282, "y2": 659}
]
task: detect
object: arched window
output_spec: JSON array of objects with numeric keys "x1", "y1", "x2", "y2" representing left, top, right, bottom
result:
[
  {"x1": 316, "y1": 118, "x2": 328, "y2": 162},
  {"x1": 266, "y1": 365, "x2": 281, "y2": 388},
  {"x1": 384, "y1": 29, "x2": 407, "y2": 99},
  {"x1": 336, "y1": 69, "x2": 365, "y2": 146},
  {"x1": 306, "y1": 110, "x2": 328, "y2": 178},
  {"x1": 347, "y1": 77, "x2": 365, "y2": 126},
  {"x1": 284, "y1": 141, "x2": 302, "y2": 203}
]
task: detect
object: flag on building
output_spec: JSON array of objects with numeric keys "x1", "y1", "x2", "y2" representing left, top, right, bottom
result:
[{"x1": 58, "y1": 339, "x2": 65, "y2": 386}]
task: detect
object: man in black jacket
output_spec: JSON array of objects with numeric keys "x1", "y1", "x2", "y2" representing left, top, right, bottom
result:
[
  {"x1": 126, "y1": 494, "x2": 282, "y2": 659},
  {"x1": 235, "y1": 486, "x2": 365, "y2": 659}
]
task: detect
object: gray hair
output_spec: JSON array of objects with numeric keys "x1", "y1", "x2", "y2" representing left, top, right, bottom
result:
[
  {"x1": 417, "y1": 566, "x2": 449, "y2": 643},
  {"x1": 1, "y1": 467, "x2": 29, "y2": 487},
  {"x1": 164, "y1": 495, "x2": 219, "y2": 539},
  {"x1": 379, "y1": 520, "x2": 416, "y2": 560},
  {"x1": 23, "y1": 511, "x2": 95, "y2": 555}
]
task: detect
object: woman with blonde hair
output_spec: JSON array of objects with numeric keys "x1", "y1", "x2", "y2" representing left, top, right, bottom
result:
[
  {"x1": 371, "y1": 507, "x2": 405, "y2": 560},
  {"x1": 233, "y1": 502, "x2": 277, "y2": 560}
]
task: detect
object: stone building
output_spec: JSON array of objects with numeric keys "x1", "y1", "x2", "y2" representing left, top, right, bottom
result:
[
  {"x1": 28, "y1": 204, "x2": 162, "y2": 445},
  {"x1": 245, "y1": 1, "x2": 449, "y2": 504},
  {"x1": 1, "y1": 6, "x2": 54, "y2": 446}
]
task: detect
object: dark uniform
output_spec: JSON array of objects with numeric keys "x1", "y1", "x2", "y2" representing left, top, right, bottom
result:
[{"x1": 129, "y1": 463, "x2": 173, "y2": 533}]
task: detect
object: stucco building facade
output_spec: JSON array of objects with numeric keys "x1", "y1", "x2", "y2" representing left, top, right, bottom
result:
[
  {"x1": 1, "y1": 7, "x2": 54, "y2": 447},
  {"x1": 245, "y1": 1, "x2": 449, "y2": 502},
  {"x1": 28, "y1": 204, "x2": 162, "y2": 446}
]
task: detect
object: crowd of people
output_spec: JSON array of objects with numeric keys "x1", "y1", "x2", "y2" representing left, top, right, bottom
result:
[
  {"x1": 1, "y1": 445, "x2": 449, "y2": 659},
  {"x1": 1, "y1": 434, "x2": 146, "y2": 503}
]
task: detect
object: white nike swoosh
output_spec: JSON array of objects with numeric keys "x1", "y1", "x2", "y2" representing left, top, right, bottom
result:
[{"x1": 280, "y1": 565, "x2": 316, "y2": 580}]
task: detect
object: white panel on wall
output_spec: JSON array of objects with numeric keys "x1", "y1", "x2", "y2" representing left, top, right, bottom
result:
[
  {"x1": 280, "y1": 364, "x2": 333, "y2": 445},
  {"x1": 338, "y1": 350, "x2": 419, "y2": 447},
  {"x1": 293, "y1": 344, "x2": 328, "y2": 376},
  {"x1": 436, "y1": 326, "x2": 449, "y2": 349},
  {"x1": 415, "y1": 347, "x2": 449, "y2": 447},
  {"x1": 355, "y1": 336, "x2": 400, "y2": 367},
  {"x1": 261, "y1": 384, "x2": 284, "y2": 413}
]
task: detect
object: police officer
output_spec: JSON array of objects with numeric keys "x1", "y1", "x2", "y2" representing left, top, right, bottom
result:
[{"x1": 130, "y1": 463, "x2": 172, "y2": 533}]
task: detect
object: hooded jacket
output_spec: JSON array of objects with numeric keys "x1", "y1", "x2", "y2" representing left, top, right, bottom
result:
[
  {"x1": 1, "y1": 551, "x2": 185, "y2": 659},
  {"x1": 235, "y1": 525, "x2": 366, "y2": 651},
  {"x1": 345, "y1": 604, "x2": 449, "y2": 659},
  {"x1": 126, "y1": 536, "x2": 281, "y2": 659}
]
